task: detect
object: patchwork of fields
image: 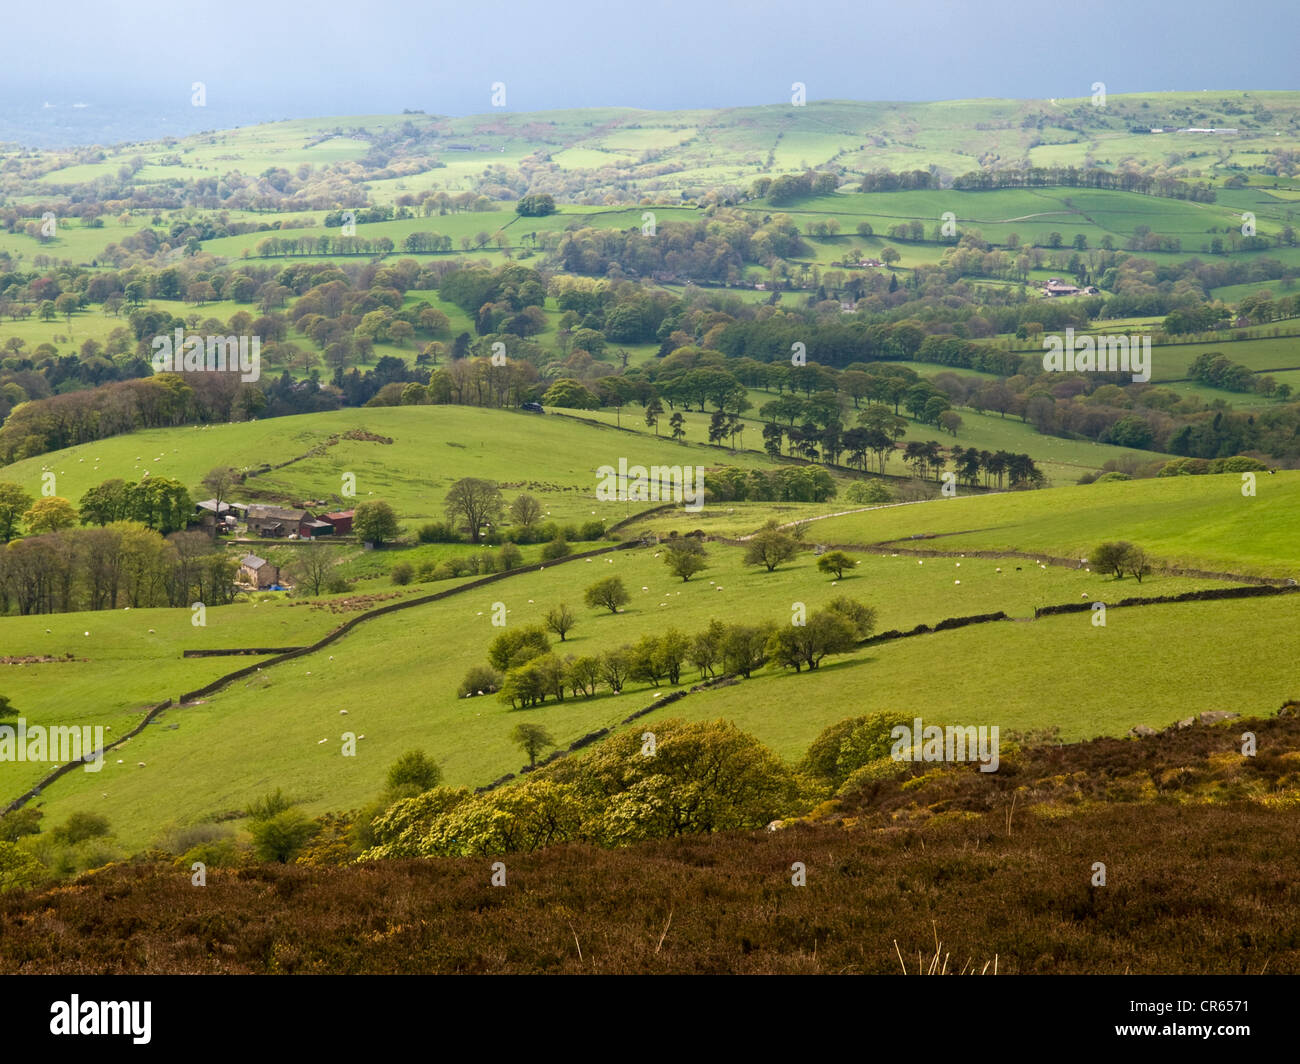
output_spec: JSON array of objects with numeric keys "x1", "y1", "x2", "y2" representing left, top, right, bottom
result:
[{"x1": 4, "y1": 435, "x2": 1293, "y2": 848}]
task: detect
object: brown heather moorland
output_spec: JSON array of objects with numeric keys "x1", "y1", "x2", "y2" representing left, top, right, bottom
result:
[{"x1": 0, "y1": 710, "x2": 1296, "y2": 975}]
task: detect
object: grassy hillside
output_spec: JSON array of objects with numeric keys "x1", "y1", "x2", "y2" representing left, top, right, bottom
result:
[
  {"x1": 1, "y1": 405, "x2": 790, "y2": 524},
  {"x1": 10, "y1": 506, "x2": 1266, "y2": 848},
  {"x1": 805, "y1": 471, "x2": 1300, "y2": 577}
]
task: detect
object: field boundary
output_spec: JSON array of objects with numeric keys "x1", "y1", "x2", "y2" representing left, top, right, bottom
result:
[
  {"x1": 11, "y1": 579, "x2": 1295, "y2": 815},
  {"x1": 181, "y1": 647, "x2": 308, "y2": 658},
  {"x1": 829, "y1": 539, "x2": 1293, "y2": 586},
  {"x1": 2, "y1": 542, "x2": 636, "y2": 812},
  {"x1": 3, "y1": 699, "x2": 174, "y2": 815}
]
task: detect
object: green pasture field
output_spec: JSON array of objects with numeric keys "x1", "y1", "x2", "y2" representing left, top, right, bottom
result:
[
  {"x1": 0, "y1": 598, "x2": 347, "y2": 795},
  {"x1": 0, "y1": 404, "x2": 785, "y2": 529},
  {"x1": 1209, "y1": 281, "x2": 1297, "y2": 303},
  {"x1": 15, "y1": 535, "x2": 1253, "y2": 847},
  {"x1": 1145, "y1": 333, "x2": 1300, "y2": 380},
  {"x1": 624, "y1": 593, "x2": 1300, "y2": 762},
  {"x1": 806, "y1": 471, "x2": 1300, "y2": 578},
  {"x1": 199, "y1": 204, "x2": 704, "y2": 261}
]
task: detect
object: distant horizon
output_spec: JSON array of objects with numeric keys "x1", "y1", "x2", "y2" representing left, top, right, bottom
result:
[
  {"x1": 1, "y1": 0, "x2": 1295, "y2": 147},
  {"x1": 5, "y1": 87, "x2": 1300, "y2": 152}
]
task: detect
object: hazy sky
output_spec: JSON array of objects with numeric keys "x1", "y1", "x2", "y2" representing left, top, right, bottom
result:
[{"x1": 10, "y1": 0, "x2": 1299, "y2": 120}]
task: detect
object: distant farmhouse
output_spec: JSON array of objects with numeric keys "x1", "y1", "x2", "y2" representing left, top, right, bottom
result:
[
  {"x1": 240, "y1": 553, "x2": 280, "y2": 588},
  {"x1": 242, "y1": 503, "x2": 355, "y2": 538},
  {"x1": 245, "y1": 505, "x2": 316, "y2": 538},
  {"x1": 1041, "y1": 278, "x2": 1100, "y2": 298}
]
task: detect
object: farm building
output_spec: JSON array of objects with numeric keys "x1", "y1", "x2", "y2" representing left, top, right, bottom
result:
[
  {"x1": 196, "y1": 499, "x2": 248, "y2": 518},
  {"x1": 301, "y1": 519, "x2": 335, "y2": 538},
  {"x1": 1042, "y1": 279, "x2": 1082, "y2": 297},
  {"x1": 246, "y1": 505, "x2": 315, "y2": 538},
  {"x1": 322, "y1": 510, "x2": 355, "y2": 534},
  {"x1": 239, "y1": 554, "x2": 280, "y2": 588},
  {"x1": 195, "y1": 499, "x2": 246, "y2": 537}
]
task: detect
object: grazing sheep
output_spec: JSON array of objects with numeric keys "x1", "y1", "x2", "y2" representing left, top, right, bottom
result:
[{"x1": 954, "y1": 580, "x2": 961, "y2": 585}]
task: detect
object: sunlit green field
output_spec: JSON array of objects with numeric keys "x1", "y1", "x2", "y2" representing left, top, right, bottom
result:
[
  {"x1": 1, "y1": 405, "x2": 790, "y2": 525},
  {"x1": 808, "y1": 471, "x2": 1300, "y2": 577},
  {"x1": 14, "y1": 536, "x2": 1251, "y2": 847}
]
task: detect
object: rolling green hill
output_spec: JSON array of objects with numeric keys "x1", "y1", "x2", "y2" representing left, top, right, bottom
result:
[
  {"x1": 805, "y1": 471, "x2": 1300, "y2": 577},
  {"x1": 0, "y1": 405, "x2": 790, "y2": 525},
  {"x1": 7, "y1": 464, "x2": 1291, "y2": 849}
]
